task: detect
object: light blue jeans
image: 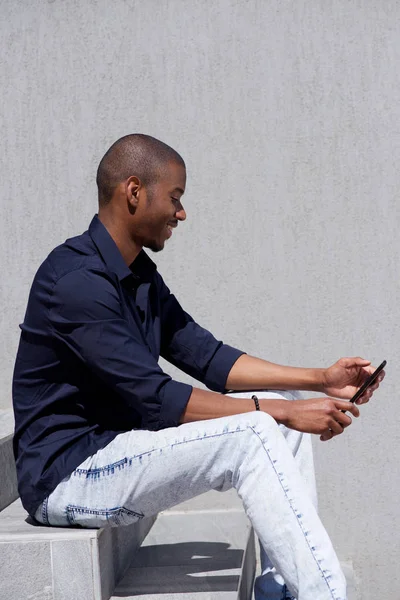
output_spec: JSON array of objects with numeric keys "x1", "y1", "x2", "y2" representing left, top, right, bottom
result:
[{"x1": 34, "y1": 391, "x2": 346, "y2": 600}]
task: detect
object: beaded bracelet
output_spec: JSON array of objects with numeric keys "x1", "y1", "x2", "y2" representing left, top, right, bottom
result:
[{"x1": 252, "y1": 394, "x2": 260, "y2": 411}]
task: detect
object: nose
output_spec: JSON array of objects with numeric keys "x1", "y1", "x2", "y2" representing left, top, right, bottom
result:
[{"x1": 175, "y1": 203, "x2": 186, "y2": 221}]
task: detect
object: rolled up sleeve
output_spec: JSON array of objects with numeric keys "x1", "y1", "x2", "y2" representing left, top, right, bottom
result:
[
  {"x1": 202, "y1": 344, "x2": 244, "y2": 392},
  {"x1": 49, "y1": 268, "x2": 193, "y2": 430}
]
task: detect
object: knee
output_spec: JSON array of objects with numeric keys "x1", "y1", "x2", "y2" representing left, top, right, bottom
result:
[
  {"x1": 247, "y1": 409, "x2": 280, "y2": 435},
  {"x1": 229, "y1": 412, "x2": 283, "y2": 482},
  {"x1": 222, "y1": 411, "x2": 280, "y2": 446}
]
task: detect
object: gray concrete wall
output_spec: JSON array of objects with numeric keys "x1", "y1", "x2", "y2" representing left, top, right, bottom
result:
[{"x1": 1, "y1": 1, "x2": 399, "y2": 597}]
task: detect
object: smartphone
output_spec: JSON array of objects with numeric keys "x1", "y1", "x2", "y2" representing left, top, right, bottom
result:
[{"x1": 349, "y1": 360, "x2": 387, "y2": 404}]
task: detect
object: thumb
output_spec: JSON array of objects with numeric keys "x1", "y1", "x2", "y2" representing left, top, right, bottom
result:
[{"x1": 341, "y1": 356, "x2": 371, "y2": 368}]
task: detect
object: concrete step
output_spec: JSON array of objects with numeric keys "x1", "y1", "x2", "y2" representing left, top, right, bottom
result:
[
  {"x1": 341, "y1": 563, "x2": 358, "y2": 600},
  {"x1": 0, "y1": 497, "x2": 156, "y2": 600},
  {"x1": 110, "y1": 508, "x2": 255, "y2": 600},
  {"x1": 0, "y1": 409, "x2": 18, "y2": 511}
]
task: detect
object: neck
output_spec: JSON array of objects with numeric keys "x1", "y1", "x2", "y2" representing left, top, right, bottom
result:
[{"x1": 98, "y1": 211, "x2": 142, "y2": 266}]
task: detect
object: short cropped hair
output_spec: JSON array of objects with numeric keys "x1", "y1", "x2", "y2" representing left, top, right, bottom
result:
[{"x1": 96, "y1": 134, "x2": 185, "y2": 205}]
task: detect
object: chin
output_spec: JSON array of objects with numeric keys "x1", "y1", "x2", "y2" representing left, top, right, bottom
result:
[{"x1": 146, "y1": 242, "x2": 164, "y2": 253}]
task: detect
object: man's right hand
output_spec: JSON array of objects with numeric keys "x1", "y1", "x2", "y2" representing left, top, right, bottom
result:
[{"x1": 262, "y1": 397, "x2": 360, "y2": 442}]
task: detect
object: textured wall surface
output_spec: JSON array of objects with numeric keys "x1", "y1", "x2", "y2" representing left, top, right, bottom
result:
[{"x1": 1, "y1": 1, "x2": 399, "y2": 597}]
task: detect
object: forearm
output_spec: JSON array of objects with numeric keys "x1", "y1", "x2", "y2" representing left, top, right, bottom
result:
[
  {"x1": 180, "y1": 382, "x2": 361, "y2": 442},
  {"x1": 180, "y1": 386, "x2": 289, "y2": 424},
  {"x1": 226, "y1": 354, "x2": 325, "y2": 392}
]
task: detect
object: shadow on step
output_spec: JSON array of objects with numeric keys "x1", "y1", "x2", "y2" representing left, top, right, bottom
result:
[{"x1": 114, "y1": 541, "x2": 244, "y2": 595}]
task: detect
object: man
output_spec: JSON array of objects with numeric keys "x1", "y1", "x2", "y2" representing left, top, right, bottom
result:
[{"x1": 13, "y1": 134, "x2": 383, "y2": 600}]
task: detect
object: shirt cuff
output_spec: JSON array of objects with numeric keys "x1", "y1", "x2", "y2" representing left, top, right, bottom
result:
[
  {"x1": 204, "y1": 345, "x2": 246, "y2": 392},
  {"x1": 156, "y1": 380, "x2": 193, "y2": 430}
]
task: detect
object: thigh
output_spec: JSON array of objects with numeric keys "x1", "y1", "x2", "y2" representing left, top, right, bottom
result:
[{"x1": 37, "y1": 411, "x2": 279, "y2": 528}]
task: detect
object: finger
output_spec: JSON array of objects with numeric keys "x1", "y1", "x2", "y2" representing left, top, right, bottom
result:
[
  {"x1": 320, "y1": 425, "x2": 343, "y2": 441},
  {"x1": 336, "y1": 400, "x2": 360, "y2": 417},
  {"x1": 329, "y1": 419, "x2": 345, "y2": 435},
  {"x1": 333, "y1": 410, "x2": 353, "y2": 428},
  {"x1": 356, "y1": 395, "x2": 370, "y2": 405},
  {"x1": 356, "y1": 387, "x2": 375, "y2": 405},
  {"x1": 354, "y1": 356, "x2": 372, "y2": 366},
  {"x1": 363, "y1": 365, "x2": 386, "y2": 380},
  {"x1": 341, "y1": 356, "x2": 371, "y2": 368},
  {"x1": 357, "y1": 373, "x2": 386, "y2": 404},
  {"x1": 320, "y1": 429, "x2": 334, "y2": 442},
  {"x1": 321, "y1": 414, "x2": 349, "y2": 440}
]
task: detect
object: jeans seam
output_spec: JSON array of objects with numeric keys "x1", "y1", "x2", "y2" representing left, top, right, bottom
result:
[
  {"x1": 66, "y1": 504, "x2": 144, "y2": 519},
  {"x1": 250, "y1": 425, "x2": 339, "y2": 600},
  {"x1": 73, "y1": 428, "x2": 247, "y2": 478},
  {"x1": 74, "y1": 457, "x2": 135, "y2": 478},
  {"x1": 42, "y1": 497, "x2": 49, "y2": 525},
  {"x1": 170, "y1": 429, "x2": 245, "y2": 447}
]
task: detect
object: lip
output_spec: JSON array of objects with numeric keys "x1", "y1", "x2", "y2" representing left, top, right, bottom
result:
[
  {"x1": 166, "y1": 223, "x2": 177, "y2": 238},
  {"x1": 166, "y1": 222, "x2": 178, "y2": 237}
]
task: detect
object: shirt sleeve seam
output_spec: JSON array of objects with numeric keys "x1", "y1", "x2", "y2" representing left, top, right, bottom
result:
[{"x1": 46, "y1": 264, "x2": 121, "y2": 341}]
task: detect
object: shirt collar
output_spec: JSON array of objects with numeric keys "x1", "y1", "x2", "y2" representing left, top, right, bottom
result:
[
  {"x1": 88, "y1": 215, "x2": 157, "y2": 283},
  {"x1": 129, "y1": 248, "x2": 157, "y2": 284}
]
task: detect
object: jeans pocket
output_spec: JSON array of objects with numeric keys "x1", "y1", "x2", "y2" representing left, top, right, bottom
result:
[{"x1": 66, "y1": 504, "x2": 144, "y2": 528}]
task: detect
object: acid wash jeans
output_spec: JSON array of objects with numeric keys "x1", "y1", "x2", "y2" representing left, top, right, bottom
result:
[{"x1": 34, "y1": 391, "x2": 347, "y2": 600}]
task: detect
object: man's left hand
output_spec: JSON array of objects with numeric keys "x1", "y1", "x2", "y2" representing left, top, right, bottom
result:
[{"x1": 321, "y1": 357, "x2": 385, "y2": 404}]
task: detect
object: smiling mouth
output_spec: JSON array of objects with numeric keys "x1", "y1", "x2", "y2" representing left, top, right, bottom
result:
[{"x1": 167, "y1": 222, "x2": 178, "y2": 237}]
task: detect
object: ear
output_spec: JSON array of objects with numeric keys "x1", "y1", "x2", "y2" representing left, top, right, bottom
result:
[{"x1": 126, "y1": 176, "x2": 142, "y2": 209}]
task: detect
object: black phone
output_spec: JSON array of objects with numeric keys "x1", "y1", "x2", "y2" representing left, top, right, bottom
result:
[{"x1": 349, "y1": 360, "x2": 387, "y2": 404}]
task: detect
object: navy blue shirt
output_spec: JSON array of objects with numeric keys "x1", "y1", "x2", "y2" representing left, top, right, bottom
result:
[{"x1": 12, "y1": 216, "x2": 244, "y2": 515}]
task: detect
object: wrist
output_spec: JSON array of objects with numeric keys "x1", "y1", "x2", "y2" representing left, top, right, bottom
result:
[
  {"x1": 311, "y1": 368, "x2": 326, "y2": 393},
  {"x1": 259, "y1": 398, "x2": 291, "y2": 425}
]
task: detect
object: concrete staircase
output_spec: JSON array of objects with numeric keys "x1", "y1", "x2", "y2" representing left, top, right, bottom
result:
[
  {"x1": 0, "y1": 410, "x2": 255, "y2": 600},
  {"x1": 111, "y1": 493, "x2": 255, "y2": 600}
]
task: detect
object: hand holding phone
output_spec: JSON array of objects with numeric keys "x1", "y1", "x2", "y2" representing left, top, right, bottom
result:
[
  {"x1": 340, "y1": 360, "x2": 386, "y2": 414},
  {"x1": 349, "y1": 360, "x2": 386, "y2": 404}
]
